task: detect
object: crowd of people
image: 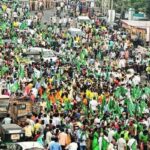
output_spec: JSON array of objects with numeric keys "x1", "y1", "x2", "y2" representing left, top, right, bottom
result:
[{"x1": 0, "y1": 0, "x2": 150, "y2": 150}]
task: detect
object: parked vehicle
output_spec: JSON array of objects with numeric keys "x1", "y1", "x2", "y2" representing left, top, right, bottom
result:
[
  {"x1": 0, "y1": 90, "x2": 39, "y2": 126},
  {"x1": 77, "y1": 16, "x2": 92, "y2": 28},
  {"x1": 68, "y1": 27, "x2": 85, "y2": 37},
  {"x1": 77, "y1": 16, "x2": 91, "y2": 24},
  {"x1": 0, "y1": 124, "x2": 24, "y2": 143},
  {"x1": 8, "y1": 97, "x2": 32, "y2": 124},
  {"x1": 25, "y1": 47, "x2": 58, "y2": 62},
  {"x1": 0, "y1": 124, "x2": 26, "y2": 150},
  {"x1": 13, "y1": 142, "x2": 44, "y2": 150},
  {"x1": 0, "y1": 95, "x2": 10, "y2": 120}
]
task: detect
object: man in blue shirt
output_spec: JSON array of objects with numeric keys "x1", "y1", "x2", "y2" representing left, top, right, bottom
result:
[{"x1": 49, "y1": 137, "x2": 62, "y2": 150}]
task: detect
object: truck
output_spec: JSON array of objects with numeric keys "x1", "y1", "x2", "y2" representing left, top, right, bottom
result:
[
  {"x1": 8, "y1": 97, "x2": 33, "y2": 126},
  {"x1": 0, "y1": 85, "x2": 40, "y2": 126},
  {"x1": 0, "y1": 95, "x2": 10, "y2": 120},
  {"x1": 0, "y1": 95, "x2": 33, "y2": 125}
]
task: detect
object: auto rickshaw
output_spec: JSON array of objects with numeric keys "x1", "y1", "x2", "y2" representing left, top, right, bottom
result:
[
  {"x1": 0, "y1": 124, "x2": 25, "y2": 149},
  {"x1": 8, "y1": 97, "x2": 37, "y2": 126}
]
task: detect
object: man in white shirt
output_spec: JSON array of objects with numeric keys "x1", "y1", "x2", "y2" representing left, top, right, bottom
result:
[
  {"x1": 98, "y1": 133, "x2": 103, "y2": 150},
  {"x1": 118, "y1": 58, "x2": 126, "y2": 68},
  {"x1": 108, "y1": 128, "x2": 115, "y2": 143},
  {"x1": 66, "y1": 137, "x2": 78, "y2": 150},
  {"x1": 89, "y1": 99, "x2": 98, "y2": 111},
  {"x1": 117, "y1": 134, "x2": 126, "y2": 150},
  {"x1": 31, "y1": 87, "x2": 38, "y2": 97},
  {"x1": 2, "y1": 114, "x2": 12, "y2": 124},
  {"x1": 79, "y1": 131, "x2": 88, "y2": 150},
  {"x1": 127, "y1": 135, "x2": 137, "y2": 150},
  {"x1": 45, "y1": 128, "x2": 52, "y2": 147},
  {"x1": 52, "y1": 113, "x2": 61, "y2": 127},
  {"x1": 13, "y1": 11, "x2": 18, "y2": 18},
  {"x1": 107, "y1": 141, "x2": 115, "y2": 150},
  {"x1": 132, "y1": 74, "x2": 141, "y2": 86},
  {"x1": 26, "y1": 115, "x2": 35, "y2": 127},
  {"x1": 43, "y1": 114, "x2": 49, "y2": 125}
]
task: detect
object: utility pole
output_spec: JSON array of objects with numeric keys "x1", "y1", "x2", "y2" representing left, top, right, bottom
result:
[
  {"x1": 109, "y1": 0, "x2": 114, "y2": 28},
  {"x1": 101, "y1": 0, "x2": 104, "y2": 15},
  {"x1": 111, "y1": 0, "x2": 113, "y2": 10}
]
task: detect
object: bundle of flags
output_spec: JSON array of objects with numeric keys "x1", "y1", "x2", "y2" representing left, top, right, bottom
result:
[
  {"x1": 10, "y1": 82, "x2": 19, "y2": 93},
  {"x1": 42, "y1": 91, "x2": 51, "y2": 111},
  {"x1": 0, "y1": 66, "x2": 9, "y2": 76}
]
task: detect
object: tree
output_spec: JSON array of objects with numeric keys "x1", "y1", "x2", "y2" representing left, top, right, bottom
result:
[
  {"x1": 113, "y1": 0, "x2": 150, "y2": 20},
  {"x1": 146, "y1": 0, "x2": 150, "y2": 19}
]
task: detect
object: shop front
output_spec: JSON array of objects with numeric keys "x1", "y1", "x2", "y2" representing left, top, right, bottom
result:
[{"x1": 29, "y1": 0, "x2": 54, "y2": 11}]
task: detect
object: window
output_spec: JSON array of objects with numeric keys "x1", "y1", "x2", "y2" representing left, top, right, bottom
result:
[{"x1": 17, "y1": 104, "x2": 26, "y2": 110}]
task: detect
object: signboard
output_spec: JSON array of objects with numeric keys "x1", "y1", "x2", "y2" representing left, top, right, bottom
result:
[
  {"x1": 11, "y1": 134, "x2": 20, "y2": 140},
  {"x1": 108, "y1": 10, "x2": 115, "y2": 24}
]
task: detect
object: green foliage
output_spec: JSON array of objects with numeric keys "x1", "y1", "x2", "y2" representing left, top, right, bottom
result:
[
  {"x1": 146, "y1": 0, "x2": 150, "y2": 19},
  {"x1": 113, "y1": 0, "x2": 150, "y2": 19}
]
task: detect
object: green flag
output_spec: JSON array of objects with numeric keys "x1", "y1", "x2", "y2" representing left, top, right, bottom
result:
[
  {"x1": 114, "y1": 88, "x2": 121, "y2": 98},
  {"x1": 31, "y1": 38, "x2": 36, "y2": 47},
  {"x1": 0, "y1": 22, "x2": 7, "y2": 32},
  {"x1": 114, "y1": 86, "x2": 127, "y2": 98},
  {"x1": 108, "y1": 98, "x2": 115, "y2": 110},
  {"x1": 80, "y1": 51, "x2": 85, "y2": 60},
  {"x1": 131, "y1": 141, "x2": 137, "y2": 150},
  {"x1": 46, "y1": 100, "x2": 51, "y2": 111},
  {"x1": 20, "y1": 21, "x2": 28, "y2": 30},
  {"x1": 0, "y1": 66, "x2": 9, "y2": 76},
  {"x1": 41, "y1": 91, "x2": 51, "y2": 111},
  {"x1": 101, "y1": 96, "x2": 106, "y2": 112},
  {"x1": 119, "y1": 86, "x2": 128, "y2": 96},
  {"x1": 19, "y1": 65, "x2": 25, "y2": 79},
  {"x1": 11, "y1": 82, "x2": 19, "y2": 92},
  {"x1": 97, "y1": 51, "x2": 101, "y2": 60},
  {"x1": 114, "y1": 102, "x2": 121, "y2": 116},
  {"x1": 144, "y1": 86, "x2": 150, "y2": 95},
  {"x1": 77, "y1": 61, "x2": 81, "y2": 72},
  {"x1": 140, "y1": 100, "x2": 147, "y2": 113},
  {"x1": 102, "y1": 137, "x2": 109, "y2": 150},
  {"x1": 82, "y1": 105, "x2": 88, "y2": 116},
  {"x1": 12, "y1": 37, "x2": 17, "y2": 44},
  {"x1": 42, "y1": 92, "x2": 47, "y2": 101},
  {"x1": 131, "y1": 86, "x2": 142, "y2": 99},
  {"x1": 127, "y1": 99, "x2": 135, "y2": 116},
  {"x1": 64, "y1": 100, "x2": 72, "y2": 111},
  {"x1": 14, "y1": 59, "x2": 19, "y2": 67},
  {"x1": 105, "y1": 66, "x2": 111, "y2": 81},
  {"x1": 0, "y1": 38, "x2": 4, "y2": 46}
]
